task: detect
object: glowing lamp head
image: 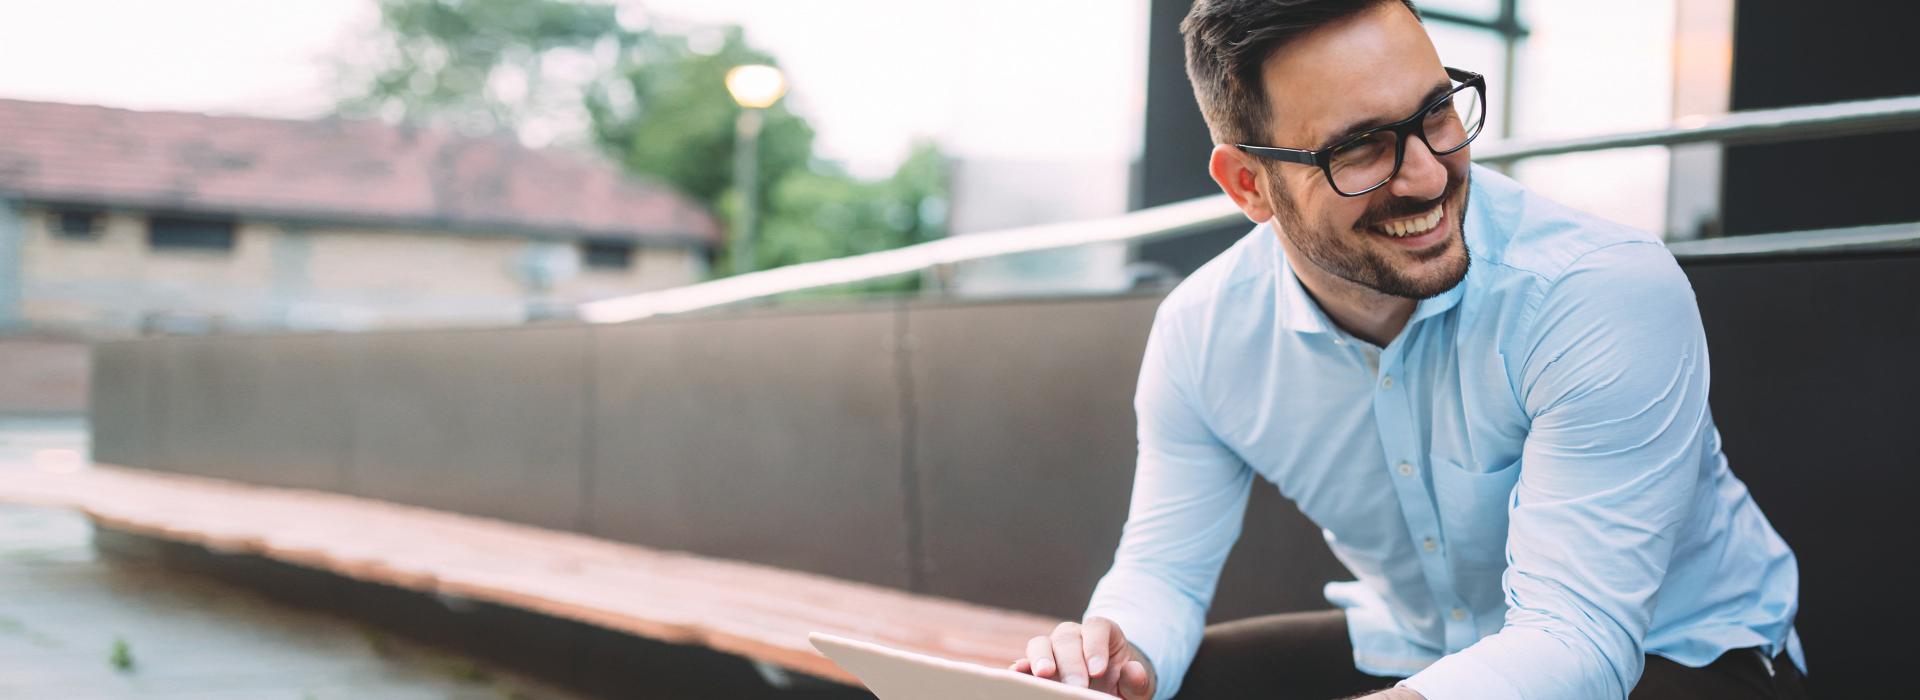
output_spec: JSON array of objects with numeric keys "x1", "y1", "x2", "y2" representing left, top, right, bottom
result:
[{"x1": 725, "y1": 64, "x2": 788, "y2": 109}]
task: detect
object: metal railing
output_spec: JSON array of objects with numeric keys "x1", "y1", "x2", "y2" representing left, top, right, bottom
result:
[
  {"x1": 579, "y1": 94, "x2": 1920, "y2": 324},
  {"x1": 579, "y1": 196, "x2": 1245, "y2": 323},
  {"x1": 1474, "y1": 94, "x2": 1920, "y2": 164}
]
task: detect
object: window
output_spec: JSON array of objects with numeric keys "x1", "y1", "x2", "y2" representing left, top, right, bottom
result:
[
  {"x1": 52, "y1": 209, "x2": 102, "y2": 239},
  {"x1": 148, "y1": 216, "x2": 236, "y2": 251},
  {"x1": 581, "y1": 239, "x2": 635, "y2": 271}
]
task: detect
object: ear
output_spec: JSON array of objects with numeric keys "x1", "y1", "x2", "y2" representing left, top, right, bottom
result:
[{"x1": 1208, "y1": 143, "x2": 1279, "y2": 223}]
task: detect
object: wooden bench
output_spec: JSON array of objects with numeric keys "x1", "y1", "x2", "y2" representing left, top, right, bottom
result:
[{"x1": 0, "y1": 464, "x2": 1056, "y2": 687}]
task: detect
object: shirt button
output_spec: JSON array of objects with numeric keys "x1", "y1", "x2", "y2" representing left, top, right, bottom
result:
[
  {"x1": 1451, "y1": 607, "x2": 1468, "y2": 621},
  {"x1": 1334, "y1": 337, "x2": 1347, "y2": 346},
  {"x1": 1422, "y1": 537, "x2": 1438, "y2": 553},
  {"x1": 1381, "y1": 375, "x2": 1395, "y2": 389},
  {"x1": 1397, "y1": 461, "x2": 1414, "y2": 476}
]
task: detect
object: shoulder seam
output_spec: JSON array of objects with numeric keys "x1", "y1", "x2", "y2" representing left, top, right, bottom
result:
[
  {"x1": 1157, "y1": 262, "x2": 1270, "y2": 319},
  {"x1": 1484, "y1": 238, "x2": 1664, "y2": 284},
  {"x1": 1507, "y1": 239, "x2": 1673, "y2": 416}
]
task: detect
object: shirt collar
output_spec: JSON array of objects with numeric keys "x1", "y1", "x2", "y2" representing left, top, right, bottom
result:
[{"x1": 1272, "y1": 231, "x2": 1334, "y2": 335}]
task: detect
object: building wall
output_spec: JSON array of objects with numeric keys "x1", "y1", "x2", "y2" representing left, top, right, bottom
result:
[
  {"x1": 0, "y1": 201, "x2": 25, "y2": 331},
  {"x1": 946, "y1": 157, "x2": 1136, "y2": 297},
  {"x1": 14, "y1": 204, "x2": 706, "y2": 334},
  {"x1": 21, "y1": 208, "x2": 273, "y2": 331}
]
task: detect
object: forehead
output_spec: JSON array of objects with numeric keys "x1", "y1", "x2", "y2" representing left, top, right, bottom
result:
[{"x1": 1258, "y1": 2, "x2": 1448, "y2": 147}]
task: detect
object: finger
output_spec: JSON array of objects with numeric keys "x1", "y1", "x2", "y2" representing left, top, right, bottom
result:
[
  {"x1": 1080, "y1": 619, "x2": 1111, "y2": 679},
  {"x1": 1094, "y1": 616, "x2": 1130, "y2": 658},
  {"x1": 1050, "y1": 623, "x2": 1091, "y2": 688},
  {"x1": 1118, "y1": 660, "x2": 1152, "y2": 700},
  {"x1": 1025, "y1": 635, "x2": 1056, "y2": 678},
  {"x1": 1010, "y1": 659, "x2": 1031, "y2": 674}
]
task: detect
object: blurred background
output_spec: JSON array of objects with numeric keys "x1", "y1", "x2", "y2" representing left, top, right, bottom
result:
[
  {"x1": 1, "y1": 0, "x2": 1915, "y2": 697},
  {"x1": 1, "y1": 0, "x2": 1710, "y2": 346},
  {"x1": 3, "y1": 0, "x2": 1914, "y2": 406}
]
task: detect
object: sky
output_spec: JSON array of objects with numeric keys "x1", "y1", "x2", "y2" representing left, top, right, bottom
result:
[
  {"x1": 637, "y1": 0, "x2": 1147, "y2": 175},
  {"x1": 0, "y1": 1, "x2": 369, "y2": 119}
]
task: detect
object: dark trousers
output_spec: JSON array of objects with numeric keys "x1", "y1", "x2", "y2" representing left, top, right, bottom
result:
[{"x1": 1172, "y1": 610, "x2": 1809, "y2": 699}]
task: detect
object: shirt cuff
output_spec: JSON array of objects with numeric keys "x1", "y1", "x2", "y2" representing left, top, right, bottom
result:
[{"x1": 1398, "y1": 649, "x2": 1523, "y2": 700}]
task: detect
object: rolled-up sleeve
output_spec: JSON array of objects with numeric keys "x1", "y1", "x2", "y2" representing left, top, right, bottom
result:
[
  {"x1": 1403, "y1": 242, "x2": 1711, "y2": 700},
  {"x1": 1084, "y1": 310, "x2": 1254, "y2": 700}
]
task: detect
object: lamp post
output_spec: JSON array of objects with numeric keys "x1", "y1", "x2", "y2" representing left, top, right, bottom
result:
[{"x1": 725, "y1": 64, "x2": 787, "y2": 276}]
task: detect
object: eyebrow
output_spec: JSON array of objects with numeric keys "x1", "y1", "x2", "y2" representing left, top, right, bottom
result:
[{"x1": 1315, "y1": 80, "x2": 1455, "y2": 151}]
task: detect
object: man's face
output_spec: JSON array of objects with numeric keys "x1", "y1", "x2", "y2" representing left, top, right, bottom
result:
[{"x1": 1257, "y1": 2, "x2": 1471, "y2": 300}]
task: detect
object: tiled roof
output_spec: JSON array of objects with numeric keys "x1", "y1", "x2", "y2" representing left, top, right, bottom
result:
[{"x1": 0, "y1": 98, "x2": 719, "y2": 245}]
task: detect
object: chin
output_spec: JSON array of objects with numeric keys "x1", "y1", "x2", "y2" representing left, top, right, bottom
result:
[
  {"x1": 1412, "y1": 231, "x2": 1471, "y2": 297},
  {"x1": 1381, "y1": 219, "x2": 1470, "y2": 300}
]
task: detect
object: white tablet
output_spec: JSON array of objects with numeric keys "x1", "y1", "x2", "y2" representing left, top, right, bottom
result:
[{"x1": 809, "y1": 632, "x2": 1114, "y2": 700}]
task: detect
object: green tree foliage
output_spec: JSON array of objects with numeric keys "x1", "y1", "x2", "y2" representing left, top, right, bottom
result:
[
  {"x1": 583, "y1": 26, "x2": 814, "y2": 210},
  {"x1": 750, "y1": 141, "x2": 949, "y2": 297},
  {"x1": 760, "y1": 142, "x2": 947, "y2": 265},
  {"x1": 337, "y1": 0, "x2": 947, "y2": 283}
]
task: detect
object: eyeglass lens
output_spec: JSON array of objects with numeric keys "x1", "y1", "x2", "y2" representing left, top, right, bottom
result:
[{"x1": 1327, "y1": 84, "x2": 1484, "y2": 195}]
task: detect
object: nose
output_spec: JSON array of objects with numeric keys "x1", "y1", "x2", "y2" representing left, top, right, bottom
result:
[{"x1": 1386, "y1": 133, "x2": 1450, "y2": 201}]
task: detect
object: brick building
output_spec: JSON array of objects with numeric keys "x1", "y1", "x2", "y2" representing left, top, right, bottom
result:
[{"x1": 0, "y1": 99, "x2": 719, "y2": 335}]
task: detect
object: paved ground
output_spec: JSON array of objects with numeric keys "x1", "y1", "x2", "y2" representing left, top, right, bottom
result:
[{"x1": 0, "y1": 417, "x2": 585, "y2": 700}]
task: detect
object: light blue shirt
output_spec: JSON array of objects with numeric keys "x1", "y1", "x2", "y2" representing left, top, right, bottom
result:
[{"x1": 1084, "y1": 164, "x2": 1803, "y2": 700}]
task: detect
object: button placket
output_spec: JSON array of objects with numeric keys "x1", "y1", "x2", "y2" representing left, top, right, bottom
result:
[{"x1": 1372, "y1": 340, "x2": 1475, "y2": 652}]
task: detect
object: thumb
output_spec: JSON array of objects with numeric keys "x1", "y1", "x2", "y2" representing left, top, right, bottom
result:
[{"x1": 1117, "y1": 660, "x2": 1153, "y2": 700}]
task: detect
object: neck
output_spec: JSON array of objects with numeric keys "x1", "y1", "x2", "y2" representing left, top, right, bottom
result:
[{"x1": 1290, "y1": 254, "x2": 1417, "y2": 348}]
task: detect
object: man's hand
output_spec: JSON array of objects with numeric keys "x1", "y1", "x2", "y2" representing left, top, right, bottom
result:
[{"x1": 1009, "y1": 617, "x2": 1155, "y2": 699}]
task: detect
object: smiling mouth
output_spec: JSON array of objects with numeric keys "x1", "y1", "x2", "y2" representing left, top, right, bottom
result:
[{"x1": 1367, "y1": 203, "x2": 1445, "y2": 239}]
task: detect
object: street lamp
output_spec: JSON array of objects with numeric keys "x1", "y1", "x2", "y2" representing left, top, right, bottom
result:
[{"x1": 725, "y1": 64, "x2": 787, "y2": 276}]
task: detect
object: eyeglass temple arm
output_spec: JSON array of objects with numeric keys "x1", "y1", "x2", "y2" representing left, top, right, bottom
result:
[{"x1": 1235, "y1": 144, "x2": 1320, "y2": 165}]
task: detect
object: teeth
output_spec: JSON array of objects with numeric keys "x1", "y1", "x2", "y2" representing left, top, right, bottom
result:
[{"x1": 1374, "y1": 205, "x2": 1443, "y2": 237}]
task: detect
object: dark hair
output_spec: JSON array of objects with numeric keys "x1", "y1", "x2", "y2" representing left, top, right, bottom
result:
[{"x1": 1182, "y1": 0, "x2": 1422, "y2": 146}]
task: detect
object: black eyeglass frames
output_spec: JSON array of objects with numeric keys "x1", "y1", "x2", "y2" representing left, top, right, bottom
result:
[{"x1": 1235, "y1": 67, "x2": 1487, "y2": 197}]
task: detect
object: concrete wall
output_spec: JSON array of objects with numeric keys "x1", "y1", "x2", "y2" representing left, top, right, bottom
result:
[
  {"x1": 0, "y1": 338, "x2": 88, "y2": 414},
  {"x1": 15, "y1": 204, "x2": 706, "y2": 334},
  {"x1": 89, "y1": 293, "x2": 1351, "y2": 625}
]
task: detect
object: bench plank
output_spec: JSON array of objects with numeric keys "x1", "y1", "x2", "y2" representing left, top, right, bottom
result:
[{"x1": 0, "y1": 465, "x2": 1058, "y2": 685}]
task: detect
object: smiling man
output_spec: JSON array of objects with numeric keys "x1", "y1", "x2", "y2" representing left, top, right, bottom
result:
[{"x1": 1007, "y1": 1, "x2": 1806, "y2": 699}]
